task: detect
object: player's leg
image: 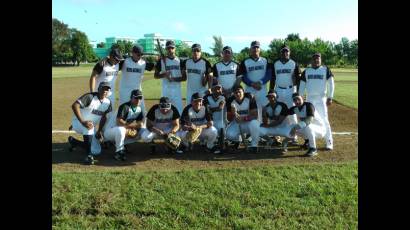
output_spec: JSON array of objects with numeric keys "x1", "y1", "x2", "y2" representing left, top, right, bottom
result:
[
  {"x1": 300, "y1": 126, "x2": 318, "y2": 156},
  {"x1": 200, "y1": 126, "x2": 219, "y2": 152}
]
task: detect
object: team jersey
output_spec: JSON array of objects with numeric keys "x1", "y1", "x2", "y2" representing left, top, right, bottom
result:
[
  {"x1": 212, "y1": 61, "x2": 240, "y2": 91},
  {"x1": 239, "y1": 57, "x2": 270, "y2": 86},
  {"x1": 116, "y1": 102, "x2": 144, "y2": 123},
  {"x1": 300, "y1": 66, "x2": 333, "y2": 97},
  {"x1": 288, "y1": 102, "x2": 315, "y2": 121},
  {"x1": 263, "y1": 102, "x2": 288, "y2": 122},
  {"x1": 146, "y1": 104, "x2": 180, "y2": 130},
  {"x1": 226, "y1": 93, "x2": 257, "y2": 118},
  {"x1": 73, "y1": 92, "x2": 112, "y2": 124},
  {"x1": 182, "y1": 58, "x2": 212, "y2": 94},
  {"x1": 155, "y1": 56, "x2": 183, "y2": 94},
  {"x1": 120, "y1": 57, "x2": 154, "y2": 91},
  {"x1": 92, "y1": 58, "x2": 121, "y2": 93},
  {"x1": 203, "y1": 93, "x2": 226, "y2": 119},
  {"x1": 272, "y1": 58, "x2": 300, "y2": 88},
  {"x1": 181, "y1": 105, "x2": 212, "y2": 126}
]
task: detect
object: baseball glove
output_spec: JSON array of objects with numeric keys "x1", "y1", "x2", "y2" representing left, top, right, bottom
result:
[
  {"x1": 165, "y1": 133, "x2": 182, "y2": 150},
  {"x1": 126, "y1": 128, "x2": 138, "y2": 138},
  {"x1": 185, "y1": 127, "x2": 202, "y2": 143}
]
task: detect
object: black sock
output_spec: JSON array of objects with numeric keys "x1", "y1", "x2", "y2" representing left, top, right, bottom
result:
[{"x1": 83, "y1": 135, "x2": 93, "y2": 154}]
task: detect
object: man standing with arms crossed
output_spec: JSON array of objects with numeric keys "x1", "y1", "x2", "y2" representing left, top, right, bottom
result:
[
  {"x1": 154, "y1": 40, "x2": 185, "y2": 114},
  {"x1": 298, "y1": 53, "x2": 335, "y2": 150},
  {"x1": 238, "y1": 41, "x2": 271, "y2": 122}
]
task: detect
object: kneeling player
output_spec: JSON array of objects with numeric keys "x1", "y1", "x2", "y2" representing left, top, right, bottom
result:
[
  {"x1": 288, "y1": 94, "x2": 327, "y2": 157},
  {"x1": 226, "y1": 86, "x2": 260, "y2": 152},
  {"x1": 179, "y1": 93, "x2": 220, "y2": 154},
  {"x1": 142, "y1": 97, "x2": 183, "y2": 154},
  {"x1": 103, "y1": 89, "x2": 149, "y2": 161},
  {"x1": 260, "y1": 90, "x2": 294, "y2": 151},
  {"x1": 68, "y1": 81, "x2": 112, "y2": 165}
]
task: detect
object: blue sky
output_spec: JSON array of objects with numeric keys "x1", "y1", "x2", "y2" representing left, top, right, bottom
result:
[{"x1": 52, "y1": 0, "x2": 358, "y2": 53}]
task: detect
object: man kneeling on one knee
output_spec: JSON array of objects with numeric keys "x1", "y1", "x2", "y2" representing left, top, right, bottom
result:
[{"x1": 103, "y1": 89, "x2": 149, "y2": 161}]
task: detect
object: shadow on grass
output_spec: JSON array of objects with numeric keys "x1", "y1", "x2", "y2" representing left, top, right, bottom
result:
[{"x1": 52, "y1": 141, "x2": 305, "y2": 167}]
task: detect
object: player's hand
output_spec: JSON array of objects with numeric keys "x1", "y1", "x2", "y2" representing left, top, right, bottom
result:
[
  {"x1": 234, "y1": 114, "x2": 241, "y2": 122},
  {"x1": 82, "y1": 121, "x2": 94, "y2": 130},
  {"x1": 191, "y1": 124, "x2": 197, "y2": 130},
  {"x1": 219, "y1": 100, "x2": 225, "y2": 110},
  {"x1": 326, "y1": 98, "x2": 333, "y2": 106}
]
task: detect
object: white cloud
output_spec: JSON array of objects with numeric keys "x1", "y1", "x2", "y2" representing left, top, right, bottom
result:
[{"x1": 173, "y1": 22, "x2": 188, "y2": 32}]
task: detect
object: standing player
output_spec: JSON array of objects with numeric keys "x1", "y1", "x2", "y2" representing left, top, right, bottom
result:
[
  {"x1": 212, "y1": 46, "x2": 242, "y2": 98},
  {"x1": 238, "y1": 41, "x2": 271, "y2": 122},
  {"x1": 226, "y1": 86, "x2": 260, "y2": 152},
  {"x1": 68, "y1": 82, "x2": 112, "y2": 165},
  {"x1": 154, "y1": 40, "x2": 185, "y2": 114},
  {"x1": 203, "y1": 78, "x2": 226, "y2": 150},
  {"x1": 181, "y1": 43, "x2": 212, "y2": 103},
  {"x1": 298, "y1": 53, "x2": 335, "y2": 150},
  {"x1": 103, "y1": 89, "x2": 149, "y2": 161},
  {"x1": 179, "y1": 93, "x2": 220, "y2": 154},
  {"x1": 141, "y1": 97, "x2": 183, "y2": 154},
  {"x1": 288, "y1": 95, "x2": 327, "y2": 156},
  {"x1": 270, "y1": 45, "x2": 301, "y2": 145},
  {"x1": 118, "y1": 45, "x2": 155, "y2": 112},
  {"x1": 89, "y1": 48, "x2": 124, "y2": 109}
]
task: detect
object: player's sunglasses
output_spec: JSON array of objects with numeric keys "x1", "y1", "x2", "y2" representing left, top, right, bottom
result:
[
  {"x1": 192, "y1": 49, "x2": 201, "y2": 52},
  {"x1": 132, "y1": 96, "x2": 143, "y2": 100},
  {"x1": 166, "y1": 46, "x2": 175, "y2": 50},
  {"x1": 159, "y1": 103, "x2": 171, "y2": 109}
]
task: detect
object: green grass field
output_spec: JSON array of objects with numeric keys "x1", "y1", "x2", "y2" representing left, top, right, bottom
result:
[
  {"x1": 52, "y1": 64, "x2": 358, "y2": 229},
  {"x1": 53, "y1": 161, "x2": 357, "y2": 229}
]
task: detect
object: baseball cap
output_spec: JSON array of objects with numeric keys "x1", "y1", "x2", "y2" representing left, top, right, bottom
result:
[
  {"x1": 191, "y1": 92, "x2": 203, "y2": 102},
  {"x1": 98, "y1": 81, "x2": 111, "y2": 89},
  {"x1": 130, "y1": 89, "x2": 143, "y2": 99},
  {"x1": 250, "y1": 41, "x2": 260, "y2": 48},
  {"x1": 110, "y1": 48, "x2": 124, "y2": 61},
  {"x1": 132, "y1": 45, "x2": 143, "y2": 53},
  {"x1": 234, "y1": 85, "x2": 244, "y2": 92},
  {"x1": 159, "y1": 97, "x2": 171, "y2": 109},
  {"x1": 165, "y1": 40, "x2": 176, "y2": 48},
  {"x1": 312, "y1": 52, "x2": 321, "y2": 58},
  {"x1": 191, "y1": 43, "x2": 201, "y2": 51},
  {"x1": 281, "y1": 45, "x2": 290, "y2": 52},
  {"x1": 292, "y1": 93, "x2": 300, "y2": 99},
  {"x1": 211, "y1": 78, "x2": 222, "y2": 88},
  {"x1": 222, "y1": 46, "x2": 232, "y2": 53},
  {"x1": 266, "y1": 89, "x2": 277, "y2": 98}
]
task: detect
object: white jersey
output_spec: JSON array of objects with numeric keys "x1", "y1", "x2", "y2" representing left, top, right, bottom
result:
[
  {"x1": 92, "y1": 59, "x2": 120, "y2": 95},
  {"x1": 300, "y1": 66, "x2": 333, "y2": 97},
  {"x1": 72, "y1": 92, "x2": 112, "y2": 124},
  {"x1": 239, "y1": 57, "x2": 268, "y2": 85},
  {"x1": 105, "y1": 101, "x2": 144, "y2": 129},
  {"x1": 120, "y1": 57, "x2": 154, "y2": 91},
  {"x1": 263, "y1": 102, "x2": 288, "y2": 122},
  {"x1": 212, "y1": 61, "x2": 240, "y2": 91},
  {"x1": 288, "y1": 102, "x2": 315, "y2": 120},
  {"x1": 183, "y1": 58, "x2": 212, "y2": 98},
  {"x1": 181, "y1": 105, "x2": 211, "y2": 126},
  {"x1": 203, "y1": 94, "x2": 226, "y2": 120},
  {"x1": 272, "y1": 59, "x2": 300, "y2": 88},
  {"x1": 226, "y1": 93, "x2": 257, "y2": 118},
  {"x1": 146, "y1": 104, "x2": 180, "y2": 131},
  {"x1": 156, "y1": 57, "x2": 183, "y2": 94}
]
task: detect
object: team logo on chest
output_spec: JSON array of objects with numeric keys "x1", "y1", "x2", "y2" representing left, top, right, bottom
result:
[
  {"x1": 187, "y1": 68, "x2": 202, "y2": 74},
  {"x1": 276, "y1": 69, "x2": 292, "y2": 74},
  {"x1": 165, "y1": 65, "x2": 180, "y2": 71},
  {"x1": 307, "y1": 74, "x2": 324, "y2": 80},
  {"x1": 248, "y1": 65, "x2": 264, "y2": 71},
  {"x1": 126, "y1": 67, "x2": 142, "y2": 73},
  {"x1": 220, "y1": 70, "x2": 235, "y2": 75}
]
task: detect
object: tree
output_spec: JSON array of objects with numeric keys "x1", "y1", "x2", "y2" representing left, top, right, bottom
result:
[
  {"x1": 176, "y1": 42, "x2": 191, "y2": 58},
  {"x1": 97, "y1": 42, "x2": 105, "y2": 48},
  {"x1": 210, "y1": 36, "x2": 224, "y2": 57},
  {"x1": 52, "y1": 18, "x2": 71, "y2": 64},
  {"x1": 286, "y1": 33, "x2": 301, "y2": 42},
  {"x1": 70, "y1": 29, "x2": 95, "y2": 66}
]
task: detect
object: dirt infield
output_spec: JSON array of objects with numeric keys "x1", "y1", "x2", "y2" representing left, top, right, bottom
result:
[{"x1": 52, "y1": 101, "x2": 357, "y2": 172}]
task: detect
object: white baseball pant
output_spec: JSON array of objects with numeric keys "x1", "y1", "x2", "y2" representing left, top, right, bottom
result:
[
  {"x1": 71, "y1": 118, "x2": 101, "y2": 155},
  {"x1": 103, "y1": 126, "x2": 149, "y2": 152},
  {"x1": 259, "y1": 123, "x2": 294, "y2": 138},
  {"x1": 226, "y1": 119, "x2": 260, "y2": 147},
  {"x1": 163, "y1": 87, "x2": 184, "y2": 115},
  {"x1": 179, "y1": 126, "x2": 218, "y2": 149},
  {"x1": 307, "y1": 95, "x2": 333, "y2": 148},
  {"x1": 245, "y1": 86, "x2": 268, "y2": 122},
  {"x1": 275, "y1": 86, "x2": 298, "y2": 125}
]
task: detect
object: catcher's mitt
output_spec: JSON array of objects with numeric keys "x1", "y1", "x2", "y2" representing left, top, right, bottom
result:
[
  {"x1": 185, "y1": 127, "x2": 202, "y2": 143},
  {"x1": 165, "y1": 133, "x2": 181, "y2": 150},
  {"x1": 126, "y1": 128, "x2": 138, "y2": 138}
]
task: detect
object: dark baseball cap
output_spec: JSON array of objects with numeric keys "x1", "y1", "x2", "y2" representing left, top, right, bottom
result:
[
  {"x1": 98, "y1": 81, "x2": 111, "y2": 89},
  {"x1": 132, "y1": 45, "x2": 143, "y2": 53},
  {"x1": 191, "y1": 43, "x2": 201, "y2": 51},
  {"x1": 159, "y1": 97, "x2": 171, "y2": 109},
  {"x1": 165, "y1": 40, "x2": 176, "y2": 48},
  {"x1": 281, "y1": 45, "x2": 290, "y2": 52},
  {"x1": 191, "y1": 92, "x2": 203, "y2": 102},
  {"x1": 266, "y1": 89, "x2": 277, "y2": 98},
  {"x1": 312, "y1": 52, "x2": 321, "y2": 58},
  {"x1": 211, "y1": 78, "x2": 222, "y2": 88},
  {"x1": 251, "y1": 41, "x2": 260, "y2": 48},
  {"x1": 222, "y1": 46, "x2": 232, "y2": 53},
  {"x1": 110, "y1": 48, "x2": 124, "y2": 61},
  {"x1": 292, "y1": 93, "x2": 300, "y2": 99},
  {"x1": 130, "y1": 89, "x2": 143, "y2": 99}
]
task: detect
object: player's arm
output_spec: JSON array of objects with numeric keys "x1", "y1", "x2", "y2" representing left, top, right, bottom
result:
[
  {"x1": 326, "y1": 67, "x2": 335, "y2": 105},
  {"x1": 259, "y1": 61, "x2": 272, "y2": 85},
  {"x1": 154, "y1": 59, "x2": 171, "y2": 80},
  {"x1": 270, "y1": 62, "x2": 276, "y2": 90},
  {"x1": 261, "y1": 107, "x2": 269, "y2": 127},
  {"x1": 89, "y1": 61, "x2": 104, "y2": 92},
  {"x1": 96, "y1": 102, "x2": 112, "y2": 138},
  {"x1": 72, "y1": 93, "x2": 93, "y2": 129},
  {"x1": 203, "y1": 108, "x2": 213, "y2": 129},
  {"x1": 145, "y1": 62, "x2": 155, "y2": 71},
  {"x1": 298, "y1": 70, "x2": 307, "y2": 96},
  {"x1": 293, "y1": 62, "x2": 301, "y2": 90},
  {"x1": 247, "y1": 95, "x2": 259, "y2": 121},
  {"x1": 239, "y1": 60, "x2": 253, "y2": 87},
  {"x1": 205, "y1": 60, "x2": 213, "y2": 88},
  {"x1": 169, "y1": 106, "x2": 181, "y2": 133}
]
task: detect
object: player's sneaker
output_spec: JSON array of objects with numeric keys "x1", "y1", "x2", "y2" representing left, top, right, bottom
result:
[
  {"x1": 114, "y1": 150, "x2": 126, "y2": 161},
  {"x1": 325, "y1": 140, "x2": 333, "y2": 151},
  {"x1": 305, "y1": 148, "x2": 318, "y2": 157},
  {"x1": 84, "y1": 154, "x2": 95, "y2": 165}
]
